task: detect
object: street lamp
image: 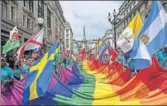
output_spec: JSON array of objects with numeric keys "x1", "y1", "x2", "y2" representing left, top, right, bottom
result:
[
  {"x1": 108, "y1": 9, "x2": 122, "y2": 49},
  {"x1": 38, "y1": 17, "x2": 44, "y2": 29}
]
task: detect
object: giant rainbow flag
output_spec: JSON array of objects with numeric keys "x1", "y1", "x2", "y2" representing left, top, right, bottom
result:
[{"x1": 1, "y1": 47, "x2": 167, "y2": 105}]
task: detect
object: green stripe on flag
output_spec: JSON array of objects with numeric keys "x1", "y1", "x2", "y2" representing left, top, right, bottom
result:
[{"x1": 3, "y1": 38, "x2": 20, "y2": 54}]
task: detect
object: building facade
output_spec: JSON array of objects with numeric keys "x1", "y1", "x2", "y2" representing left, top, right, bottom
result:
[
  {"x1": 72, "y1": 39, "x2": 98, "y2": 54},
  {"x1": 113, "y1": 1, "x2": 167, "y2": 39},
  {"x1": 102, "y1": 29, "x2": 114, "y2": 47},
  {"x1": 72, "y1": 39, "x2": 79, "y2": 54},
  {"x1": 1, "y1": 0, "x2": 66, "y2": 52},
  {"x1": 64, "y1": 21, "x2": 73, "y2": 51}
]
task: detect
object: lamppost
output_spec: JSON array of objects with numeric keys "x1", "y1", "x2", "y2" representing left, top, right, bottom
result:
[
  {"x1": 108, "y1": 9, "x2": 122, "y2": 49},
  {"x1": 38, "y1": 17, "x2": 44, "y2": 29}
]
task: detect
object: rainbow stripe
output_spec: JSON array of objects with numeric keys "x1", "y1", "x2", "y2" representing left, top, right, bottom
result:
[{"x1": 27, "y1": 56, "x2": 167, "y2": 105}]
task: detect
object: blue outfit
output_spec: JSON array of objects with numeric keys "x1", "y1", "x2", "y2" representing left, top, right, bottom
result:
[
  {"x1": 66, "y1": 59, "x2": 72, "y2": 67},
  {"x1": 13, "y1": 69, "x2": 21, "y2": 79},
  {"x1": 21, "y1": 65, "x2": 29, "y2": 73},
  {"x1": 1, "y1": 66, "x2": 14, "y2": 83},
  {"x1": 63, "y1": 58, "x2": 72, "y2": 69},
  {"x1": 155, "y1": 50, "x2": 167, "y2": 68},
  {"x1": 117, "y1": 55, "x2": 135, "y2": 70}
]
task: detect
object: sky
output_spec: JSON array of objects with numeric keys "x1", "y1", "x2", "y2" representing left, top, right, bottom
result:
[{"x1": 60, "y1": 1, "x2": 123, "y2": 40}]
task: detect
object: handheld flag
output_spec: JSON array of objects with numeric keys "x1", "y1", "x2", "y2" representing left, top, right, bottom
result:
[
  {"x1": 23, "y1": 42, "x2": 60, "y2": 104},
  {"x1": 97, "y1": 39, "x2": 109, "y2": 64},
  {"x1": 3, "y1": 26, "x2": 20, "y2": 54},
  {"x1": 17, "y1": 28, "x2": 44, "y2": 61},
  {"x1": 129, "y1": 1, "x2": 167, "y2": 70},
  {"x1": 117, "y1": 12, "x2": 143, "y2": 54}
]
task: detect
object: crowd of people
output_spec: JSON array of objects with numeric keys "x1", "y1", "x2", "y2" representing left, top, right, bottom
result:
[
  {"x1": 1, "y1": 48, "x2": 42, "y2": 89},
  {"x1": 1, "y1": 44, "x2": 167, "y2": 94},
  {"x1": 0, "y1": 47, "x2": 75, "y2": 90}
]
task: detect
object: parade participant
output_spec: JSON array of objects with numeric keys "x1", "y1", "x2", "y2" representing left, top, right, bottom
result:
[
  {"x1": 64, "y1": 55, "x2": 72, "y2": 69},
  {"x1": 21, "y1": 58, "x2": 31, "y2": 72},
  {"x1": 6, "y1": 53, "x2": 15, "y2": 70},
  {"x1": 1, "y1": 57, "x2": 14, "y2": 87},
  {"x1": 116, "y1": 55, "x2": 138, "y2": 75},
  {"x1": 32, "y1": 48, "x2": 43, "y2": 65},
  {"x1": 117, "y1": 55, "x2": 124, "y2": 63},
  {"x1": 54, "y1": 50, "x2": 62, "y2": 76},
  {"x1": 13, "y1": 60, "x2": 22, "y2": 80},
  {"x1": 155, "y1": 47, "x2": 167, "y2": 68},
  {"x1": 13, "y1": 56, "x2": 31, "y2": 81}
]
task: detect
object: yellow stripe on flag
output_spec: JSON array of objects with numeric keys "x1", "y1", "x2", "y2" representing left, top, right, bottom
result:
[
  {"x1": 117, "y1": 11, "x2": 143, "y2": 54},
  {"x1": 128, "y1": 11, "x2": 143, "y2": 39},
  {"x1": 29, "y1": 47, "x2": 58, "y2": 100}
]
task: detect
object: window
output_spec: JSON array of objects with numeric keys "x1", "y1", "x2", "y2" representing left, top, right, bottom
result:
[
  {"x1": 55, "y1": 27, "x2": 58, "y2": 34},
  {"x1": 133, "y1": 1, "x2": 135, "y2": 7},
  {"x1": 24, "y1": 0, "x2": 33, "y2": 12},
  {"x1": 27, "y1": 18, "x2": 30, "y2": 29},
  {"x1": 55, "y1": 17, "x2": 57, "y2": 24},
  {"x1": 24, "y1": 38, "x2": 28, "y2": 42},
  {"x1": 66, "y1": 39, "x2": 69, "y2": 44},
  {"x1": 24, "y1": 0, "x2": 29, "y2": 9},
  {"x1": 11, "y1": 6, "x2": 15, "y2": 21},
  {"x1": 23, "y1": 15, "x2": 26, "y2": 26},
  {"x1": 38, "y1": 0, "x2": 44, "y2": 18},
  {"x1": 1, "y1": 0, "x2": 7, "y2": 18},
  {"x1": 47, "y1": 8, "x2": 51, "y2": 29},
  {"x1": 129, "y1": 5, "x2": 132, "y2": 11},
  {"x1": 31, "y1": 21, "x2": 34, "y2": 29},
  {"x1": 66, "y1": 45, "x2": 69, "y2": 48},
  {"x1": 66, "y1": 34, "x2": 69, "y2": 38},
  {"x1": 29, "y1": 0, "x2": 33, "y2": 12},
  {"x1": 66, "y1": 29, "x2": 69, "y2": 33}
]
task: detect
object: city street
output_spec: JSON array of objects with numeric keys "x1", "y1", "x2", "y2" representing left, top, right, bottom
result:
[{"x1": 1, "y1": 1, "x2": 167, "y2": 105}]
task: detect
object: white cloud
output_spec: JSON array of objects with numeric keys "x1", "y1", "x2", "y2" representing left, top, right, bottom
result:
[{"x1": 60, "y1": 1, "x2": 123, "y2": 40}]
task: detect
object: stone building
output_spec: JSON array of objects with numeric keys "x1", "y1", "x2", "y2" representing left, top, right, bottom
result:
[
  {"x1": 113, "y1": 1, "x2": 167, "y2": 39},
  {"x1": 102, "y1": 29, "x2": 114, "y2": 47},
  {"x1": 1, "y1": 0, "x2": 66, "y2": 52},
  {"x1": 64, "y1": 21, "x2": 73, "y2": 51},
  {"x1": 72, "y1": 39, "x2": 79, "y2": 54}
]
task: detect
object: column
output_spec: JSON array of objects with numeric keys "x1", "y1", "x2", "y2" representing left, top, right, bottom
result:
[{"x1": 7, "y1": 1, "x2": 11, "y2": 20}]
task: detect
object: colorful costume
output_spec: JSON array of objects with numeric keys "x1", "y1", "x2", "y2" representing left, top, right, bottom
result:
[{"x1": 1, "y1": 66, "x2": 14, "y2": 83}]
